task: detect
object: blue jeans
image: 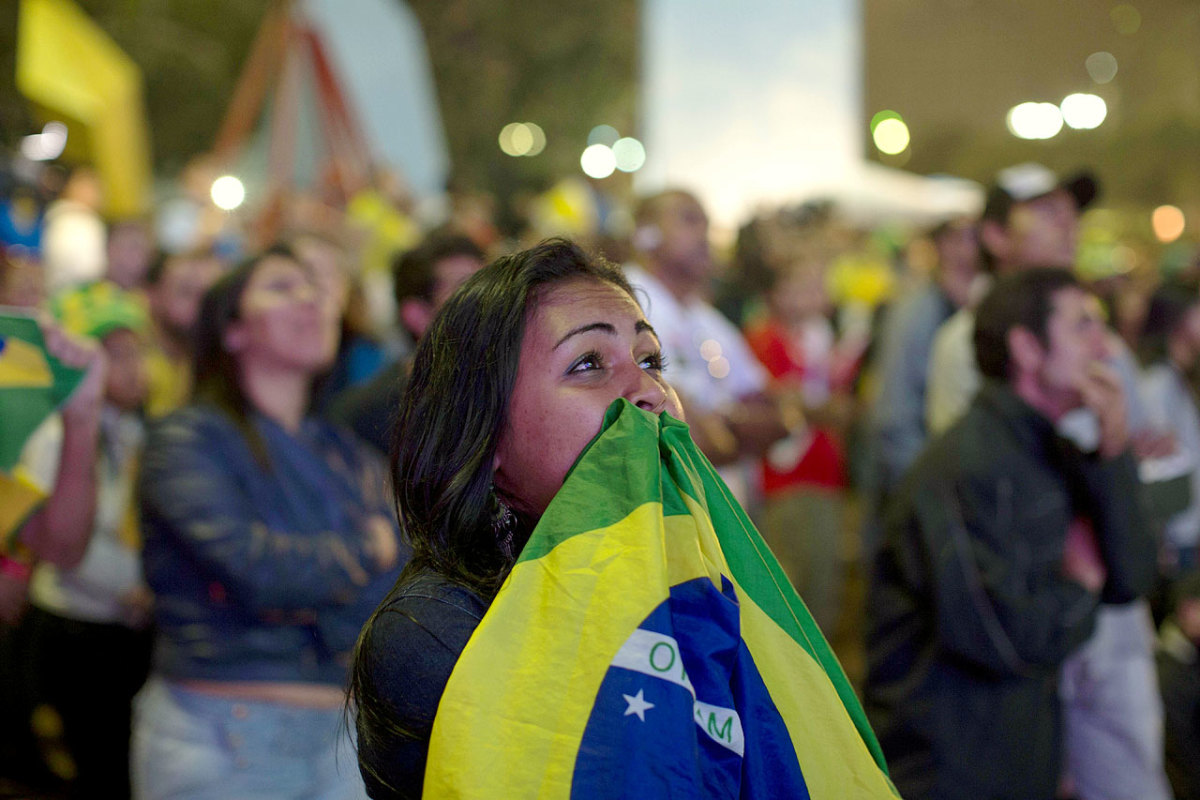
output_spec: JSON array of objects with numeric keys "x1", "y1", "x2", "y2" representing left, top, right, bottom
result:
[{"x1": 131, "y1": 677, "x2": 366, "y2": 800}]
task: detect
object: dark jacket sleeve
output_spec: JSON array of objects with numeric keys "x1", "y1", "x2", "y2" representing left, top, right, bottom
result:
[
  {"x1": 1072, "y1": 450, "x2": 1158, "y2": 604},
  {"x1": 907, "y1": 474, "x2": 1099, "y2": 678},
  {"x1": 139, "y1": 409, "x2": 379, "y2": 612}
]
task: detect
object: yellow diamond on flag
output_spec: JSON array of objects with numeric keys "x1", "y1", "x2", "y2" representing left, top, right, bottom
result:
[{"x1": 0, "y1": 335, "x2": 53, "y2": 389}]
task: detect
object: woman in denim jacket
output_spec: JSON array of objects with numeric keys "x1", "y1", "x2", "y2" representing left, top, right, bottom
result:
[{"x1": 132, "y1": 245, "x2": 403, "y2": 800}]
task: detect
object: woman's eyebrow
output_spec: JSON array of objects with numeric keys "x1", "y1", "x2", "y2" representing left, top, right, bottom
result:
[
  {"x1": 555, "y1": 322, "x2": 615, "y2": 349},
  {"x1": 554, "y1": 319, "x2": 660, "y2": 350}
]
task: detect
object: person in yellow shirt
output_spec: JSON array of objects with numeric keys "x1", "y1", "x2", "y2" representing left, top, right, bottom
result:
[{"x1": 142, "y1": 248, "x2": 224, "y2": 418}]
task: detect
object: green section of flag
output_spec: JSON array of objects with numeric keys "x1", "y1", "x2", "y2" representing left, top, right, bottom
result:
[{"x1": 0, "y1": 312, "x2": 86, "y2": 471}]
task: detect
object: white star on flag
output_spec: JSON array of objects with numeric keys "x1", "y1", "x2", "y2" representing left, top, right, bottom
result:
[{"x1": 623, "y1": 688, "x2": 655, "y2": 721}]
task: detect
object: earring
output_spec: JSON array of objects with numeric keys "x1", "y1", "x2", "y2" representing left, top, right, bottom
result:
[{"x1": 493, "y1": 496, "x2": 517, "y2": 559}]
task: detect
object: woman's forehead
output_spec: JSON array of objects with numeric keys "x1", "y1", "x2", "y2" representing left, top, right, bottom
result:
[{"x1": 531, "y1": 278, "x2": 644, "y2": 322}]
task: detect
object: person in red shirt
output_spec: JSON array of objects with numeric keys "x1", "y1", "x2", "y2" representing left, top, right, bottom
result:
[{"x1": 743, "y1": 255, "x2": 862, "y2": 634}]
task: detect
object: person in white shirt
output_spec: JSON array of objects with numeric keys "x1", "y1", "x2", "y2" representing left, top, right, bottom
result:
[{"x1": 624, "y1": 189, "x2": 793, "y2": 511}]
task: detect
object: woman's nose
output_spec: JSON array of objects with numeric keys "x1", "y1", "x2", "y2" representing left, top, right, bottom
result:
[{"x1": 627, "y1": 363, "x2": 667, "y2": 413}]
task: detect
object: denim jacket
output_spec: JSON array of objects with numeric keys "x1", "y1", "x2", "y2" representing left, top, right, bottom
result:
[{"x1": 139, "y1": 403, "x2": 404, "y2": 685}]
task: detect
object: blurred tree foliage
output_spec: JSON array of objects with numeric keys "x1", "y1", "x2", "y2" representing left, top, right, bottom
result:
[{"x1": 1, "y1": 0, "x2": 638, "y2": 199}]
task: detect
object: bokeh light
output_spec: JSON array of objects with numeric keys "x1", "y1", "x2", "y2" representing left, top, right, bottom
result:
[
  {"x1": 699, "y1": 339, "x2": 722, "y2": 362},
  {"x1": 1060, "y1": 93, "x2": 1107, "y2": 129},
  {"x1": 1086, "y1": 51, "x2": 1118, "y2": 84},
  {"x1": 1152, "y1": 205, "x2": 1186, "y2": 243},
  {"x1": 1006, "y1": 102, "x2": 1063, "y2": 140},
  {"x1": 872, "y1": 118, "x2": 911, "y2": 155},
  {"x1": 587, "y1": 124, "x2": 620, "y2": 147},
  {"x1": 869, "y1": 109, "x2": 902, "y2": 133},
  {"x1": 210, "y1": 175, "x2": 246, "y2": 211},
  {"x1": 580, "y1": 144, "x2": 617, "y2": 179},
  {"x1": 20, "y1": 121, "x2": 68, "y2": 161},
  {"x1": 612, "y1": 137, "x2": 646, "y2": 172},
  {"x1": 1110, "y1": 4, "x2": 1141, "y2": 35},
  {"x1": 525, "y1": 123, "x2": 547, "y2": 156},
  {"x1": 707, "y1": 356, "x2": 730, "y2": 379},
  {"x1": 499, "y1": 122, "x2": 546, "y2": 157}
]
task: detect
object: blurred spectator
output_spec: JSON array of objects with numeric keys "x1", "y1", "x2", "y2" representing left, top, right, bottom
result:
[
  {"x1": 24, "y1": 282, "x2": 154, "y2": 798},
  {"x1": 289, "y1": 231, "x2": 388, "y2": 413},
  {"x1": 0, "y1": 247, "x2": 45, "y2": 309},
  {"x1": 105, "y1": 218, "x2": 156, "y2": 291},
  {"x1": 0, "y1": 318, "x2": 105, "y2": 793},
  {"x1": 743, "y1": 252, "x2": 857, "y2": 632},
  {"x1": 132, "y1": 245, "x2": 402, "y2": 798},
  {"x1": 327, "y1": 232, "x2": 485, "y2": 455},
  {"x1": 625, "y1": 189, "x2": 791, "y2": 510},
  {"x1": 1157, "y1": 571, "x2": 1200, "y2": 800},
  {"x1": 1139, "y1": 282, "x2": 1200, "y2": 573},
  {"x1": 142, "y1": 248, "x2": 224, "y2": 418},
  {"x1": 866, "y1": 218, "x2": 979, "y2": 503},
  {"x1": 867, "y1": 269, "x2": 1155, "y2": 799},
  {"x1": 0, "y1": 183, "x2": 45, "y2": 253},
  {"x1": 926, "y1": 163, "x2": 1096, "y2": 434},
  {"x1": 41, "y1": 167, "x2": 107, "y2": 294}
]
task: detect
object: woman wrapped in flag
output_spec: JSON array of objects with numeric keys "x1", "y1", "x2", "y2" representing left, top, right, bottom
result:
[{"x1": 350, "y1": 239, "x2": 897, "y2": 798}]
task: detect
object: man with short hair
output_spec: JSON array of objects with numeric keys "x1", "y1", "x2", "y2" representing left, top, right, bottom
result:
[
  {"x1": 866, "y1": 269, "x2": 1155, "y2": 800},
  {"x1": 625, "y1": 190, "x2": 791, "y2": 509},
  {"x1": 326, "y1": 233, "x2": 485, "y2": 454}
]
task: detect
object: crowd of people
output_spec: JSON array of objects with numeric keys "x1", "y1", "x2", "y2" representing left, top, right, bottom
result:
[{"x1": 1, "y1": 142, "x2": 1200, "y2": 800}]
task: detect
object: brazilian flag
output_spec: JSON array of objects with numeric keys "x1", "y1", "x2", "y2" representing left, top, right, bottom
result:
[
  {"x1": 0, "y1": 312, "x2": 84, "y2": 549},
  {"x1": 427, "y1": 400, "x2": 897, "y2": 797}
]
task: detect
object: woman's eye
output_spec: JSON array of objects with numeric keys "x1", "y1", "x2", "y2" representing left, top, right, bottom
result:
[
  {"x1": 568, "y1": 352, "x2": 603, "y2": 374},
  {"x1": 640, "y1": 352, "x2": 667, "y2": 373}
]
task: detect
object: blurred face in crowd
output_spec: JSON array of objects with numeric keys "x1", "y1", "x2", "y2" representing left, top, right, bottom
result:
[
  {"x1": 223, "y1": 255, "x2": 338, "y2": 375},
  {"x1": 493, "y1": 278, "x2": 683, "y2": 517},
  {"x1": 292, "y1": 235, "x2": 349, "y2": 319},
  {"x1": 400, "y1": 253, "x2": 487, "y2": 341},
  {"x1": 431, "y1": 254, "x2": 485, "y2": 308},
  {"x1": 989, "y1": 189, "x2": 1080, "y2": 272},
  {"x1": 1172, "y1": 302, "x2": 1200, "y2": 369},
  {"x1": 102, "y1": 328, "x2": 148, "y2": 411},
  {"x1": 1017, "y1": 287, "x2": 1109, "y2": 417},
  {"x1": 150, "y1": 254, "x2": 224, "y2": 343},
  {"x1": 771, "y1": 261, "x2": 830, "y2": 326},
  {"x1": 648, "y1": 193, "x2": 713, "y2": 286},
  {"x1": 106, "y1": 222, "x2": 154, "y2": 290},
  {"x1": 934, "y1": 221, "x2": 980, "y2": 308}
]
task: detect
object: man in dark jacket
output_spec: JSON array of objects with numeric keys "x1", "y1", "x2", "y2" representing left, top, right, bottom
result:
[{"x1": 865, "y1": 268, "x2": 1156, "y2": 800}]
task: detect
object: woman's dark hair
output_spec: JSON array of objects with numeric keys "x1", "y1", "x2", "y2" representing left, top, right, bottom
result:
[
  {"x1": 391, "y1": 236, "x2": 633, "y2": 596},
  {"x1": 191, "y1": 243, "x2": 302, "y2": 466},
  {"x1": 1138, "y1": 281, "x2": 1200, "y2": 366},
  {"x1": 974, "y1": 267, "x2": 1080, "y2": 381},
  {"x1": 348, "y1": 240, "x2": 634, "y2": 792}
]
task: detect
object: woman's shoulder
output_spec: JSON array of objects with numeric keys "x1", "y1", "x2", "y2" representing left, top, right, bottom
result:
[
  {"x1": 369, "y1": 573, "x2": 489, "y2": 659},
  {"x1": 358, "y1": 572, "x2": 489, "y2": 727}
]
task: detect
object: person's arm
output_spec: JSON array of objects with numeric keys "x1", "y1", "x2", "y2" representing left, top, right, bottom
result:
[
  {"x1": 900, "y1": 474, "x2": 1099, "y2": 677},
  {"x1": 18, "y1": 322, "x2": 105, "y2": 568},
  {"x1": 139, "y1": 410, "x2": 394, "y2": 612}
]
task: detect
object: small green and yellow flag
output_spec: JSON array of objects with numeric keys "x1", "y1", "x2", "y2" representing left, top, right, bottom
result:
[
  {"x1": 427, "y1": 400, "x2": 896, "y2": 798},
  {"x1": 0, "y1": 312, "x2": 85, "y2": 548}
]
